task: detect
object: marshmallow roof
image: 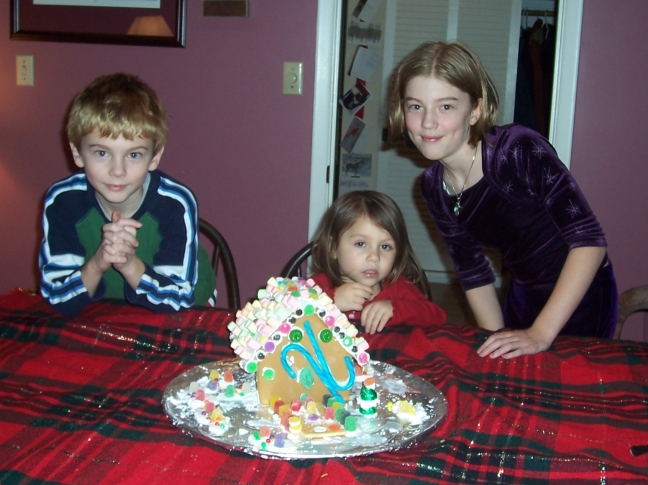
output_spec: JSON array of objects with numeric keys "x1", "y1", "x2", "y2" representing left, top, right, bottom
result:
[{"x1": 228, "y1": 276, "x2": 370, "y2": 374}]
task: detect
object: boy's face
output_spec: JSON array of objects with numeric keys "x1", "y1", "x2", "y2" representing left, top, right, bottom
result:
[{"x1": 70, "y1": 131, "x2": 163, "y2": 218}]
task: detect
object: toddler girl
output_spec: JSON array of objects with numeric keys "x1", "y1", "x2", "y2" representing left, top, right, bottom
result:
[{"x1": 310, "y1": 190, "x2": 446, "y2": 334}]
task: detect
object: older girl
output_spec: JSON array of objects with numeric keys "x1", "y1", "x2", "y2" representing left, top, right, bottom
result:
[{"x1": 387, "y1": 41, "x2": 616, "y2": 358}]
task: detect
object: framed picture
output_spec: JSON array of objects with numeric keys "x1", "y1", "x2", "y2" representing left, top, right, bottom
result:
[{"x1": 10, "y1": 0, "x2": 187, "y2": 47}]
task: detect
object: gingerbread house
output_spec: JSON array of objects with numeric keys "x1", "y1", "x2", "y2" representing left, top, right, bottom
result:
[{"x1": 228, "y1": 277, "x2": 370, "y2": 405}]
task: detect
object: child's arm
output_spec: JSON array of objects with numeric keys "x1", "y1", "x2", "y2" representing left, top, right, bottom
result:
[
  {"x1": 465, "y1": 284, "x2": 504, "y2": 331},
  {"x1": 121, "y1": 178, "x2": 203, "y2": 312},
  {"x1": 40, "y1": 179, "x2": 107, "y2": 317},
  {"x1": 477, "y1": 246, "x2": 605, "y2": 359},
  {"x1": 362, "y1": 276, "x2": 447, "y2": 332},
  {"x1": 102, "y1": 212, "x2": 145, "y2": 291},
  {"x1": 79, "y1": 211, "x2": 142, "y2": 295}
]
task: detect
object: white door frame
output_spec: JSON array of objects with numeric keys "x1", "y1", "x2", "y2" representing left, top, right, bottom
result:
[{"x1": 308, "y1": 0, "x2": 583, "y2": 238}]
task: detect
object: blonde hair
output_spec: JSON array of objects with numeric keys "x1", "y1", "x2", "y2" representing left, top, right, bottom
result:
[
  {"x1": 67, "y1": 73, "x2": 167, "y2": 154},
  {"x1": 311, "y1": 191, "x2": 426, "y2": 288},
  {"x1": 387, "y1": 41, "x2": 499, "y2": 147}
]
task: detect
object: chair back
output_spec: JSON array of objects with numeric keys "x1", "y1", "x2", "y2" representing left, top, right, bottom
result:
[
  {"x1": 282, "y1": 242, "x2": 313, "y2": 279},
  {"x1": 281, "y1": 242, "x2": 433, "y2": 301},
  {"x1": 615, "y1": 285, "x2": 648, "y2": 339},
  {"x1": 199, "y1": 218, "x2": 240, "y2": 310}
]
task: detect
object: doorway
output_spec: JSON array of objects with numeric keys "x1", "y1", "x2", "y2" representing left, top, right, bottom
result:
[{"x1": 309, "y1": 0, "x2": 583, "y2": 241}]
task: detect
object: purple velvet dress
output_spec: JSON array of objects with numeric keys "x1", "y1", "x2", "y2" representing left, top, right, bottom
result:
[{"x1": 421, "y1": 124, "x2": 617, "y2": 339}]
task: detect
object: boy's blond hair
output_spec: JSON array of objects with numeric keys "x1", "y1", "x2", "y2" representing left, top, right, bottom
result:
[{"x1": 67, "y1": 73, "x2": 167, "y2": 154}]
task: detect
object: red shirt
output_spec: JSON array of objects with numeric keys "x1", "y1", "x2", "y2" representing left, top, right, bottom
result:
[{"x1": 310, "y1": 273, "x2": 446, "y2": 327}]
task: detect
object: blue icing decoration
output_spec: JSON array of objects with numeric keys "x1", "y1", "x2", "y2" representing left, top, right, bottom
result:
[{"x1": 280, "y1": 320, "x2": 355, "y2": 403}]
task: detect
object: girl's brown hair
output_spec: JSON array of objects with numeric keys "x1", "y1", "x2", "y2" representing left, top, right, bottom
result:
[
  {"x1": 311, "y1": 190, "x2": 426, "y2": 288},
  {"x1": 67, "y1": 73, "x2": 167, "y2": 155},
  {"x1": 387, "y1": 41, "x2": 499, "y2": 147}
]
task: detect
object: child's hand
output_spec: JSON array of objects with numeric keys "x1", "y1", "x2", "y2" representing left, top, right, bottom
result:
[
  {"x1": 334, "y1": 282, "x2": 375, "y2": 312},
  {"x1": 361, "y1": 300, "x2": 393, "y2": 334},
  {"x1": 100, "y1": 213, "x2": 142, "y2": 268},
  {"x1": 477, "y1": 328, "x2": 551, "y2": 359}
]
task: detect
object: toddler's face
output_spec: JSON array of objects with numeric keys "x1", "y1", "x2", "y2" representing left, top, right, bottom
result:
[
  {"x1": 333, "y1": 216, "x2": 397, "y2": 291},
  {"x1": 70, "y1": 131, "x2": 163, "y2": 218}
]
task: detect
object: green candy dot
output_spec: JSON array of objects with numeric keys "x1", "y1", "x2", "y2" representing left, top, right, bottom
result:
[
  {"x1": 299, "y1": 367, "x2": 314, "y2": 389},
  {"x1": 246, "y1": 361, "x2": 258, "y2": 373},
  {"x1": 343, "y1": 336, "x2": 353, "y2": 347},
  {"x1": 289, "y1": 328, "x2": 303, "y2": 342},
  {"x1": 319, "y1": 329, "x2": 333, "y2": 343},
  {"x1": 262, "y1": 367, "x2": 275, "y2": 381},
  {"x1": 304, "y1": 304, "x2": 314, "y2": 315}
]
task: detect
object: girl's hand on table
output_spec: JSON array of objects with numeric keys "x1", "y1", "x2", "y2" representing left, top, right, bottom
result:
[
  {"x1": 360, "y1": 300, "x2": 393, "y2": 334},
  {"x1": 477, "y1": 328, "x2": 551, "y2": 359}
]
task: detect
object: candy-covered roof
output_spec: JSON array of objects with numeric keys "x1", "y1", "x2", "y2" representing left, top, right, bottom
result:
[{"x1": 228, "y1": 277, "x2": 370, "y2": 373}]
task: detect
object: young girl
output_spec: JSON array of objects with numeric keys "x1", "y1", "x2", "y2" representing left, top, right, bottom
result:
[
  {"x1": 310, "y1": 190, "x2": 446, "y2": 334},
  {"x1": 387, "y1": 41, "x2": 617, "y2": 358}
]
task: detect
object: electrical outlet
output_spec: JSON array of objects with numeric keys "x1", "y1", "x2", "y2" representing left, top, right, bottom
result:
[
  {"x1": 17, "y1": 55, "x2": 34, "y2": 86},
  {"x1": 283, "y1": 62, "x2": 302, "y2": 95}
]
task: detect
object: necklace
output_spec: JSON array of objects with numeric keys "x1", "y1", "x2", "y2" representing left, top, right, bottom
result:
[{"x1": 445, "y1": 145, "x2": 478, "y2": 216}]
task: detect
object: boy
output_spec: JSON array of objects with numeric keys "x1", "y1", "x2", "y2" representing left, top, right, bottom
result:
[{"x1": 40, "y1": 73, "x2": 215, "y2": 317}]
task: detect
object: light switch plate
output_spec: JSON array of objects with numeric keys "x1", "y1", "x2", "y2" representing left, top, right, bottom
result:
[
  {"x1": 283, "y1": 62, "x2": 302, "y2": 95},
  {"x1": 17, "y1": 55, "x2": 34, "y2": 86}
]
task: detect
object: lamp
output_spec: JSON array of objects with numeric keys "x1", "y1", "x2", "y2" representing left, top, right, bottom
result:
[{"x1": 127, "y1": 15, "x2": 173, "y2": 37}]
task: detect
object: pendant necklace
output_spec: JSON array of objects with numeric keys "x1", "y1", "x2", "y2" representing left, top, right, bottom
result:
[{"x1": 445, "y1": 145, "x2": 478, "y2": 216}]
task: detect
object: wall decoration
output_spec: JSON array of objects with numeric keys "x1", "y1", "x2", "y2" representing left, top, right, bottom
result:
[{"x1": 11, "y1": 0, "x2": 186, "y2": 47}]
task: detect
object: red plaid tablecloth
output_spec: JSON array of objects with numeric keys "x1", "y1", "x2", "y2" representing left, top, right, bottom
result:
[{"x1": 1, "y1": 290, "x2": 647, "y2": 484}]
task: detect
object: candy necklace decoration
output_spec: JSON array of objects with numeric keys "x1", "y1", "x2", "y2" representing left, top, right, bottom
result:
[{"x1": 445, "y1": 145, "x2": 478, "y2": 216}]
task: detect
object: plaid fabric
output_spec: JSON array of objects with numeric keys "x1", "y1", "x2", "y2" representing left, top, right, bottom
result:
[{"x1": 1, "y1": 291, "x2": 647, "y2": 484}]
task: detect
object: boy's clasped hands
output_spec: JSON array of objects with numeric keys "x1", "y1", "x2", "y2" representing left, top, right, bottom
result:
[{"x1": 96, "y1": 211, "x2": 142, "y2": 271}]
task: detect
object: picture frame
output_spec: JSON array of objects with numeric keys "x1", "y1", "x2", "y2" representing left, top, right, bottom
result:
[{"x1": 10, "y1": 0, "x2": 187, "y2": 47}]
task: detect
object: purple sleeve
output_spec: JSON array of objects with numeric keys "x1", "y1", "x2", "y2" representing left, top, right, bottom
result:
[{"x1": 487, "y1": 125, "x2": 606, "y2": 249}]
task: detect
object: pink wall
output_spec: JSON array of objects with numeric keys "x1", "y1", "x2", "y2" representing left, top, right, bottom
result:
[
  {"x1": 1, "y1": 2, "x2": 646, "y2": 340},
  {"x1": 0, "y1": 2, "x2": 317, "y2": 303},
  {"x1": 571, "y1": 0, "x2": 648, "y2": 340}
]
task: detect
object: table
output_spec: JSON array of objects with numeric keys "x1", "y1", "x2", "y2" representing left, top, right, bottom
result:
[{"x1": 1, "y1": 290, "x2": 647, "y2": 484}]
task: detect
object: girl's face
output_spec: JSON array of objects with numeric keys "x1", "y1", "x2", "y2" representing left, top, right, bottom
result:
[
  {"x1": 333, "y1": 216, "x2": 397, "y2": 291},
  {"x1": 403, "y1": 75, "x2": 481, "y2": 165}
]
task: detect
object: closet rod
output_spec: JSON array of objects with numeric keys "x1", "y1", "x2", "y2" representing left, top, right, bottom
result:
[{"x1": 522, "y1": 9, "x2": 555, "y2": 17}]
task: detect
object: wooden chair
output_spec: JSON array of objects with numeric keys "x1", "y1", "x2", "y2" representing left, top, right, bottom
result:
[
  {"x1": 615, "y1": 285, "x2": 648, "y2": 339},
  {"x1": 199, "y1": 218, "x2": 240, "y2": 310},
  {"x1": 282, "y1": 242, "x2": 313, "y2": 279},
  {"x1": 281, "y1": 242, "x2": 434, "y2": 301}
]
